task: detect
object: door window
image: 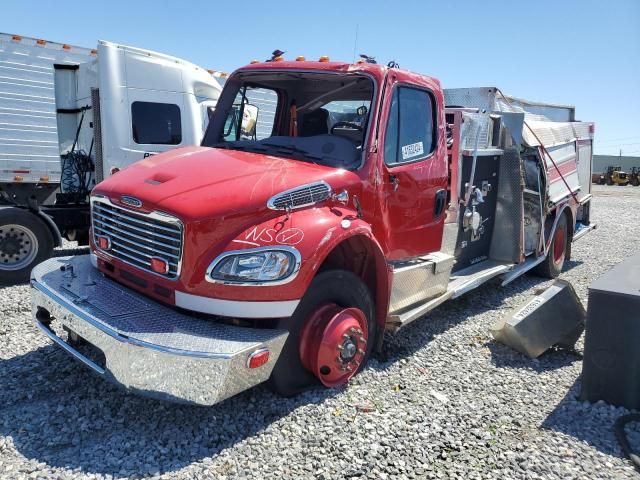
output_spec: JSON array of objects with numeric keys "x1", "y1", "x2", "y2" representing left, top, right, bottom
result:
[
  {"x1": 384, "y1": 87, "x2": 435, "y2": 165},
  {"x1": 131, "y1": 102, "x2": 182, "y2": 145}
]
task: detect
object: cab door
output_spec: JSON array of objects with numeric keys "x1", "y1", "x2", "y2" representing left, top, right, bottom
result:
[{"x1": 375, "y1": 72, "x2": 448, "y2": 261}]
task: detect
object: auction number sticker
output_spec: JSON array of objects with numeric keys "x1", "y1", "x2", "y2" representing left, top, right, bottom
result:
[{"x1": 401, "y1": 141, "x2": 424, "y2": 160}]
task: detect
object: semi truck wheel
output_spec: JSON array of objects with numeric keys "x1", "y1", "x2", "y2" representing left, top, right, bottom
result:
[
  {"x1": 0, "y1": 208, "x2": 54, "y2": 285},
  {"x1": 532, "y1": 212, "x2": 568, "y2": 279},
  {"x1": 268, "y1": 269, "x2": 376, "y2": 397}
]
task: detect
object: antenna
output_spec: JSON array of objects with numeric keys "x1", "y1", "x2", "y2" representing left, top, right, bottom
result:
[{"x1": 352, "y1": 24, "x2": 359, "y2": 63}]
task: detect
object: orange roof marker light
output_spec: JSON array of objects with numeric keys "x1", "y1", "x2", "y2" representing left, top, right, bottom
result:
[
  {"x1": 250, "y1": 60, "x2": 260, "y2": 64},
  {"x1": 62, "y1": 44, "x2": 71, "y2": 50},
  {"x1": 91, "y1": 49, "x2": 98, "y2": 55},
  {"x1": 319, "y1": 55, "x2": 330, "y2": 62},
  {"x1": 12, "y1": 35, "x2": 22, "y2": 42},
  {"x1": 295, "y1": 56, "x2": 306, "y2": 62},
  {"x1": 36, "y1": 39, "x2": 46, "y2": 46},
  {"x1": 273, "y1": 55, "x2": 284, "y2": 62}
]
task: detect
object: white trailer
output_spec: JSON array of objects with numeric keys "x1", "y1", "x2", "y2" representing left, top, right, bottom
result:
[
  {"x1": 0, "y1": 34, "x2": 223, "y2": 284},
  {"x1": 0, "y1": 33, "x2": 94, "y2": 193}
]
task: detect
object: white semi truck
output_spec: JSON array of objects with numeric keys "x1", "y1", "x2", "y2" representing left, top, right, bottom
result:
[{"x1": 0, "y1": 33, "x2": 223, "y2": 283}]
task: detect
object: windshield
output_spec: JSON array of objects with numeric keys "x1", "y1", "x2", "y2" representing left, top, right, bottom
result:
[{"x1": 202, "y1": 71, "x2": 375, "y2": 170}]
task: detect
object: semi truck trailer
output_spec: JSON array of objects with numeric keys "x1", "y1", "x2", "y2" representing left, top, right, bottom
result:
[
  {"x1": 31, "y1": 56, "x2": 595, "y2": 405},
  {"x1": 0, "y1": 34, "x2": 223, "y2": 283}
]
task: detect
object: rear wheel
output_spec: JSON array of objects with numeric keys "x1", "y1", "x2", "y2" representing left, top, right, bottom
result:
[
  {"x1": 267, "y1": 269, "x2": 376, "y2": 396},
  {"x1": 533, "y1": 212, "x2": 568, "y2": 279},
  {"x1": 0, "y1": 208, "x2": 54, "y2": 285}
]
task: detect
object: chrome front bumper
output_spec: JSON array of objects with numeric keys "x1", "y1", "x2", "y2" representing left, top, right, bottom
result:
[{"x1": 30, "y1": 255, "x2": 288, "y2": 406}]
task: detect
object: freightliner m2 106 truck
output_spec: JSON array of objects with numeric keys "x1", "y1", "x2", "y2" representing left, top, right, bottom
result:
[
  {"x1": 0, "y1": 34, "x2": 222, "y2": 284},
  {"x1": 31, "y1": 57, "x2": 594, "y2": 405}
]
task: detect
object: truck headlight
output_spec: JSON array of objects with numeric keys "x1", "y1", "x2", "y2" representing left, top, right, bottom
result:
[{"x1": 206, "y1": 246, "x2": 301, "y2": 285}]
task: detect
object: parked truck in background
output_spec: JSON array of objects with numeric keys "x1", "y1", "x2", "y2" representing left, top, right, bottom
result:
[
  {"x1": 0, "y1": 34, "x2": 223, "y2": 283},
  {"x1": 31, "y1": 56, "x2": 595, "y2": 406}
]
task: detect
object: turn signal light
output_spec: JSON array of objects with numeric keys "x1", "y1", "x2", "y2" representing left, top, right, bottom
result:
[
  {"x1": 319, "y1": 55, "x2": 330, "y2": 62},
  {"x1": 150, "y1": 257, "x2": 169, "y2": 275},
  {"x1": 96, "y1": 235, "x2": 111, "y2": 250},
  {"x1": 247, "y1": 349, "x2": 270, "y2": 369}
]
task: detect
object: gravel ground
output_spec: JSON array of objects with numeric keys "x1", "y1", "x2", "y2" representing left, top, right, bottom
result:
[{"x1": 1, "y1": 185, "x2": 640, "y2": 479}]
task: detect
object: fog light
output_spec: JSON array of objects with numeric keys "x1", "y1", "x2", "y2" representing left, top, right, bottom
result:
[
  {"x1": 150, "y1": 257, "x2": 169, "y2": 275},
  {"x1": 96, "y1": 235, "x2": 111, "y2": 250},
  {"x1": 247, "y1": 349, "x2": 269, "y2": 369}
]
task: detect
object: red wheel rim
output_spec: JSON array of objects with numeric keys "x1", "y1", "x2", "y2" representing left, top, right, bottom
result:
[
  {"x1": 299, "y1": 303, "x2": 368, "y2": 388},
  {"x1": 553, "y1": 225, "x2": 566, "y2": 264}
]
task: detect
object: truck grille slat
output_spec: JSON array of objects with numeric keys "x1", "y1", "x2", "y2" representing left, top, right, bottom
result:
[
  {"x1": 91, "y1": 197, "x2": 183, "y2": 279},
  {"x1": 93, "y1": 212, "x2": 181, "y2": 244},
  {"x1": 94, "y1": 225, "x2": 181, "y2": 260},
  {"x1": 93, "y1": 220, "x2": 181, "y2": 253},
  {"x1": 93, "y1": 204, "x2": 181, "y2": 237}
]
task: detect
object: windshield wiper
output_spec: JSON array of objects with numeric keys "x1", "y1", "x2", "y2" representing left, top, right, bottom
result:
[{"x1": 260, "y1": 142, "x2": 322, "y2": 163}]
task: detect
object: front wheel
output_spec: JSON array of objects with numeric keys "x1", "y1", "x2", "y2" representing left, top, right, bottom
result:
[
  {"x1": 0, "y1": 208, "x2": 54, "y2": 285},
  {"x1": 268, "y1": 269, "x2": 376, "y2": 396},
  {"x1": 532, "y1": 213, "x2": 568, "y2": 279}
]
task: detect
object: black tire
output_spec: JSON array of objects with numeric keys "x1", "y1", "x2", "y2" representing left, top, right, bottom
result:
[
  {"x1": 0, "y1": 208, "x2": 54, "y2": 285},
  {"x1": 532, "y1": 212, "x2": 568, "y2": 279},
  {"x1": 267, "y1": 269, "x2": 376, "y2": 397}
]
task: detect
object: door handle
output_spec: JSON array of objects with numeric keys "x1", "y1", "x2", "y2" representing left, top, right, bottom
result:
[
  {"x1": 389, "y1": 174, "x2": 399, "y2": 192},
  {"x1": 434, "y1": 189, "x2": 447, "y2": 217}
]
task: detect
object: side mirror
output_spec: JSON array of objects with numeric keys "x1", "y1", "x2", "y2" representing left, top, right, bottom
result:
[{"x1": 241, "y1": 104, "x2": 259, "y2": 138}]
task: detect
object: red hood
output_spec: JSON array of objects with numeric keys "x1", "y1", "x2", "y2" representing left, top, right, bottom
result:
[{"x1": 93, "y1": 146, "x2": 357, "y2": 221}]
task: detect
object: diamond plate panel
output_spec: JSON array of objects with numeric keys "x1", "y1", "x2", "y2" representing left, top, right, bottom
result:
[
  {"x1": 389, "y1": 255, "x2": 455, "y2": 313},
  {"x1": 489, "y1": 146, "x2": 524, "y2": 263}
]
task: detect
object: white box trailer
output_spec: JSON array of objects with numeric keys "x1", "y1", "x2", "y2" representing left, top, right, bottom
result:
[
  {"x1": 0, "y1": 34, "x2": 223, "y2": 284},
  {"x1": 0, "y1": 33, "x2": 94, "y2": 189}
]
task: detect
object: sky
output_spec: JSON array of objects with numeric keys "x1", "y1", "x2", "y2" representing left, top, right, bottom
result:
[{"x1": 2, "y1": 0, "x2": 639, "y2": 156}]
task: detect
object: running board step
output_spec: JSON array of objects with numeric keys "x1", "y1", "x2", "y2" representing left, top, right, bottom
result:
[
  {"x1": 573, "y1": 222, "x2": 597, "y2": 242},
  {"x1": 386, "y1": 260, "x2": 514, "y2": 331},
  {"x1": 500, "y1": 255, "x2": 546, "y2": 286}
]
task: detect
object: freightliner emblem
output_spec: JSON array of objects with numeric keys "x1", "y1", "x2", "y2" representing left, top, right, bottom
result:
[{"x1": 121, "y1": 196, "x2": 143, "y2": 208}]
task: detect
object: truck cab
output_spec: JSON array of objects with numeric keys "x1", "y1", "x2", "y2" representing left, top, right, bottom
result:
[{"x1": 31, "y1": 57, "x2": 594, "y2": 405}]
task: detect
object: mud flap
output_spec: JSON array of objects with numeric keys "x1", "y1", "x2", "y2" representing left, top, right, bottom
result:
[{"x1": 490, "y1": 279, "x2": 585, "y2": 358}]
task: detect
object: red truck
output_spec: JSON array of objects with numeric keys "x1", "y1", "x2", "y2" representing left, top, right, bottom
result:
[{"x1": 31, "y1": 57, "x2": 595, "y2": 405}]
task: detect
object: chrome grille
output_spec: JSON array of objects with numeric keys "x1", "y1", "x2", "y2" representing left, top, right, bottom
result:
[
  {"x1": 267, "y1": 181, "x2": 332, "y2": 211},
  {"x1": 91, "y1": 197, "x2": 183, "y2": 279}
]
